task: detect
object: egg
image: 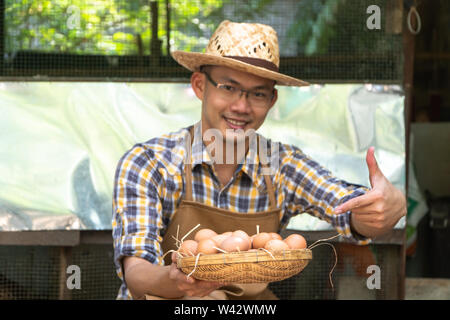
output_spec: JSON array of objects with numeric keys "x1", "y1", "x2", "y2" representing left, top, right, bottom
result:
[
  {"x1": 194, "y1": 228, "x2": 218, "y2": 242},
  {"x1": 284, "y1": 234, "x2": 307, "y2": 249},
  {"x1": 178, "y1": 240, "x2": 198, "y2": 256},
  {"x1": 264, "y1": 239, "x2": 289, "y2": 252},
  {"x1": 197, "y1": 239, "x2": 219, "y2": 255},
  {"x1": 220, "y1": 236, "x2": 250, "y2": 252},
  {"x1": 252, "y1": 232, "x2": 272, "y2": 249},
  {"x1": 232, "y1": 230, "x2": 251, "y2": 247},
  {"x1": 269, "y1": 233, "x2": 283, "y2": 240},
  {"x1": 211, "y1": 233, "x2": 231, "y2": 247}
]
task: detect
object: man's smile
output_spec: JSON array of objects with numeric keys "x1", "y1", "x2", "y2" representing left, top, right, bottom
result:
[{"x1": 223, "y1": 116, "x2": 249, "y2": 130}]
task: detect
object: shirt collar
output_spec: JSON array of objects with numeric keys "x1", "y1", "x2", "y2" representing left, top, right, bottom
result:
[
  {"x1": 240, "y1": 134, "x2": 267, "y2": 190},
  {"x1": 190, "y1": 121, "x2": 214, "y2": 168},
  {"x1": 188, "y1": 121, "x2": 272, "y2": 189}
]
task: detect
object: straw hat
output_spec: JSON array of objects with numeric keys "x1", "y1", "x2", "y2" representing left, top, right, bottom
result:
[{"x1": 171, "y1": 20, "x2": 309, "y2": 87}]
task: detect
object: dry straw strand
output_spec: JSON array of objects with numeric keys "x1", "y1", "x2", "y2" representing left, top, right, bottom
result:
[
  {"x1": 307, "y1": 233, "x2": 340, "y2": 290},
  {"x1": 307, "y1": 233, "x2": 341, "y2": 250},
  {"x1": 171, "y1": 235, "x2": 181, "y2": 249},
  {"x1": 258, "y1": 248, "x2": 276, "y2": 260},
  {"x1": 214, "y1": 247, "x2": 228, "y2": 253},
  {"x1": 181, "y1": 223, "x2": 201, "y2": 243},
  {"x1": 313, "y1": 242, "x2": 337, "y2": 290},
  {"x1": 161, "y1": 249, "x2": 182, "y2": 262},
  {"x1": 187, "y1": 253, "x2": 203, "y2": 279},
  {"x1": 166, "y1": 224, "x2": 201, "y2": 263}
]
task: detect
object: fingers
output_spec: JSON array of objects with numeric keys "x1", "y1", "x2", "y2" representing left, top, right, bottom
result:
[
  {"x1": 366, "y1": 147, "x2": 378, "y2": 178},
  {"x1": 335, "y1": 190, "x2": 383, "y2": 214},
  {"x1": 183, "y1": 278, "x2": 222, "y2": 297},
  {"x1": 169, "y1": 262, "x2": 222, "y2": 297},
  {"x1": 366, "y1": 147, "x2": 386, "y2": 187},
  {"x1": 171, "y1": 251, "x2": 179, "y2": 264},
  {"x1": 351, "y1": 208, "x2": 396, "y2": 234},
  {"x1": 169, "y1": 262, "x2": 194, "y2": 284}
]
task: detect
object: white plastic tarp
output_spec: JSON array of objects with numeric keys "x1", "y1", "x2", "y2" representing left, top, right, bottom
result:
[{"x1": 0, "y1": 82, "x2": 418, "y2": 233}]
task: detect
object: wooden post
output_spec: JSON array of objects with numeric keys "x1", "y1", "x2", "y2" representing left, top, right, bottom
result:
[
  {"x1": 58, "y1": 247, "x2": 73, "y2": 300},
  {"x1": 150, "y1": 1, "x2": 162, "y2": 69},
  {"x1": 401, "y1": 1, "x2": 418, "y2": 301},
  {"x1": 166, "y1": 0, "x2": 171, "y2": 56},
  {"x1": 385, "y1": 0, "x2": 403, "y2": 34},
  {"x1": 0, "y1": 0, "x2": 4, "y2": 76}
]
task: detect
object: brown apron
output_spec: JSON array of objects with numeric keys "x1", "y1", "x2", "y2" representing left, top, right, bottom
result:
[{"x1": 145, "y1": 127, "x2": 281, "y2": 300}]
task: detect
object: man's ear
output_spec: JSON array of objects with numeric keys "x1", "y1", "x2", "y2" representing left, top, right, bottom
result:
[
  {"x1": 190, "y1": 71, "x2": 206, "y2": 101},
  {"x1": 268, "y1": 88, "x2": 278, "y2": 110}
]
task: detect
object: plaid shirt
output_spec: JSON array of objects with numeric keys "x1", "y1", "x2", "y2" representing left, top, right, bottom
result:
[{"x1": 112, "y1": 121, "x2": 370, "y2": 299}]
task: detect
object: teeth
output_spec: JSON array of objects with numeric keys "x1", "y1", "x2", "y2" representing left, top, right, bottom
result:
[{"x1": 226, "y1": 118, "x2": 246, "y2": 126}]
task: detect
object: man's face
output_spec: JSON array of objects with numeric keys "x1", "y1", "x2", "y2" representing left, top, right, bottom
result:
[{"x1": 193, "y1": 66, "x2": 277, "y2": 144}]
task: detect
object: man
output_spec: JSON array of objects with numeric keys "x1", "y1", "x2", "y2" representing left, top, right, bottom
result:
[{"x1": 112, "y1": 20, "x2": 406, "y2": 300}]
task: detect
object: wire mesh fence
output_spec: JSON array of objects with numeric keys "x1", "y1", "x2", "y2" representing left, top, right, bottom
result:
[
  {"x1": 0, "y1": 244, "x2": 121, "y2": 300},
  {"x1": 2, "y1": 0, "x2": 403, "y2": 82},
  {"x1": 0, "y1": 242, "x2": 401, "y2": 300}
]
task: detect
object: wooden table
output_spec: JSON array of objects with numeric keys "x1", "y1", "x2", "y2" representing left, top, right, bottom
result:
[{"x1": 405, "y1": 277, "x2": 450, "y2": 300}]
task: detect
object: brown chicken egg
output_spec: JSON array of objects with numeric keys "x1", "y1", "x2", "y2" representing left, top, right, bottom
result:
[
  {"x1": 178, "y1": 240, "x2": 198, "y2": 256},
  {"x1": 269, "y1": 233, "x2": 283, "y2": 240},
  {"x1": 284, "y1": 234, "x2": 307, "y2": 249},
  {"x1": 197, "y1": 239, "x2": 219, "y2": 255},
  {"x1": 220, "y1": 236, "x2": 250, "y2": 252},
  {"x1": 194, "y1": 228, "x2": 218, "y2": 242},
  {"x1": 211, "y1": 232, "x2": 231, "y2": 247},
  {"x1": 264, "y1": 239, "x2": 289, "y2": 252},
  {"x1": 251, "y1": 232, "x2": 272, "y2": 249},
  {"x1": 232, "y1": 230, "x2": 251, "y2": 247}
]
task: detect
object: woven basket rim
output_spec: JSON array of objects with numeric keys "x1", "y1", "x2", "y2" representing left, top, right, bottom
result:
[{"x1": 177, "y1": 248, "x2": 312, "y2": 268}]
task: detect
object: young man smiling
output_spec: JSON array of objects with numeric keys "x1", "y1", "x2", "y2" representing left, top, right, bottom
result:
[
  {"x1": 193, "y1": 64, "x2": 278, "y2": 187},
  {"x1": 112, "y1": 20, "x2": 407, "y2": 300}
]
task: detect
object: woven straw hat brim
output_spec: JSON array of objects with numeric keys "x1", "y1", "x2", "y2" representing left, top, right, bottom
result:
[{"x1": 171, "y1": 51, "x2": 309, "y2": 87}]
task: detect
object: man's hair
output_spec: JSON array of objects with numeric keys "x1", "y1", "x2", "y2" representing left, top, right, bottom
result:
[{"x1": 199, "y1": 65, "x2": 213, "y2": 73}]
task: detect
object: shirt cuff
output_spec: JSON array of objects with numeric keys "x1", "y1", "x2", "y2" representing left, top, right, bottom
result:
[
  {"x1": 113, "y1": 235, "x2": 164, "y2": 283},
  {"x1": 345, "y1": 210, "x2": 372, "y2": 245}
]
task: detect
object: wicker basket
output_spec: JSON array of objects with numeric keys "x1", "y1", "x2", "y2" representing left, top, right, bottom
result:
[{"x1": 177, "y1": 248, "x2": 312, "y2": 284}]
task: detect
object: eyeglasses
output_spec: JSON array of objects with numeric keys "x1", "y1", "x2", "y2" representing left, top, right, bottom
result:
[{"x1": 202, "y1": 72, "x2": 275, "y2": 108}]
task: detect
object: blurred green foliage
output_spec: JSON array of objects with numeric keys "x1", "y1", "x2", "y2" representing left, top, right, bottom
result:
[
  {"x1": 5, "y1": 0, "x2": 225, "y2": 55},
  {"x1": 5, "y1": 0, "x2": 400, "y2": 56}
]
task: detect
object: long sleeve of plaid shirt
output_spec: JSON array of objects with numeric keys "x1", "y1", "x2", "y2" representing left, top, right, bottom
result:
[{"x1": 112, "y1": 123, "x2": 371, "y2": 299}]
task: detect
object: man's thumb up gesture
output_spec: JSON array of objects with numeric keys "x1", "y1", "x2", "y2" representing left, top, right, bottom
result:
[{"x1": 335, "y1": 147, "x2": 407, "y2": 238}]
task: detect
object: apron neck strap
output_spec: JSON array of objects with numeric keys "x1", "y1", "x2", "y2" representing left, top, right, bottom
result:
[
  {"x1": 183, "y1": 126, "x2": 195, "y2": 201},
  {"x1": 263, "y1": 170, "x2": 277, "y2": 210},
  {"x1": 184, "y1": 125, "x2": 277, "y2": 209}
]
